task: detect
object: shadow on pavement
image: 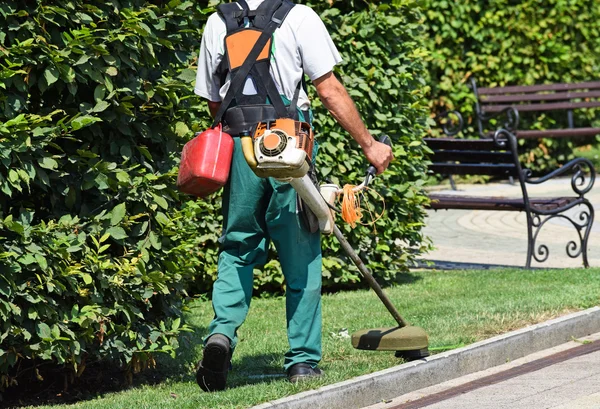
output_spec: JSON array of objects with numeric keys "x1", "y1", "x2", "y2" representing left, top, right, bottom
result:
[{"x1": 415, "y1": 259, "x2": 553, "y2": 270}]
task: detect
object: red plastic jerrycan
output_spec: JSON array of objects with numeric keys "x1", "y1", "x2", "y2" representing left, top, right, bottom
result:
[{"x1": 177, "y1": 124, "x2": 234, "y2": 198}]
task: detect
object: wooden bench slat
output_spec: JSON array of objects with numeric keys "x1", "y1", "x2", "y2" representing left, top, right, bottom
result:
[
  {"x1": 531, "y1": 197, "x2": 579, "y2": 212},
  {"x1": 423, "y1": 138, "x2": 505, "y2": 151},
  {"x1": 481, "y1": 90, "x2": 600, "y2": 104},
  {"x1": 428, "y1": 195, "x2": 524, "y2": 211},
  {"x1": 483, "y1": 101, "x2": 600, "y2": 112},
  {"x1": 483, "y1": 127, "x2": 600, "y2": 139},
  {"x1": 428, "y1": 195, "x2": 578, "y2": 212},
  {"x1": 429, "y1": 163, "x2": 518, "y2": 177},
  {"x1": 478, "y1": 81, "x2": 600, "y2": 95},
  {"x1": 517, "y1": 128, "x2": 600, "y2": 139},
  {"x1": 431, "y1": 150, "x2": 514, "y2": 164}
]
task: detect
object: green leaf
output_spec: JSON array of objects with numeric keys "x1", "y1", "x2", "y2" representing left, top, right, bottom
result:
[
  {"x1": 175, "y1": 122, "x2": 189, "y2": 137},
  {"x1": 149, "y1": 231, "x2": 161, "y2": 250},
  {"x1": 71, "y1": 115, "x2": 101, "y2": 131},
  {"x1": 92, "y1": 100, "x2": 110, "y2": 113},
  {"x1": 105, "y1": 67, "x2": 118, "y2": 76},
  {"x1": 7, "y1": 219, "x2": 25, "y2": 236},
  {"x1": 94, "y1": 85, "x2": 106, "y2": 102},
  {"x1": 51, "y1": 325, "x2": 60, "y2": 340},
  {"x1": 17, "y1": 169, "x2": 30, "y2": 185},
  {"x1": 106, "y1": 226, "x2": 128, "y2": 240},
  {"x1": 36, "y1": 323, "x2": 53, "y2": 341},
  {"x1": 0, "y1": 276, "x2": 11, "y2": 297},
  {"x1": 44, "y1": 66, "x2": 59, "y2": 86},
  {"x1": 155, "y1": 212, "x2": 169, "y2": 226},
  {"x1": 94, "y1": 173, "x2": 109, "y2": 190},
  {"x1": 8, "y1": 169, "x2": 19, "y2": 183},
  {"x1": 110, "y1": 203, "x2": 127, "y2": 226},
  {"x1": 178, "y1": 69, "x2": 196, "y2": 82},
  {"x1": 116, "y1": 171, "x2": 130, "y2": 183},
  {"x1": 151, "y1": 193, "x2": 169, "y2": 210},
  {"x1": 34, "y1": 254, "x2": 48, "y2": 271}
]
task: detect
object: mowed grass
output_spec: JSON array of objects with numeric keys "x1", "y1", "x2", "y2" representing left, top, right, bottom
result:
[{"x1": 16, "y1": 267, "x2": 600, "y2": 409}]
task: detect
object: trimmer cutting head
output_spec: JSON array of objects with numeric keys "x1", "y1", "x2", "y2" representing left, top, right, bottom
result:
[{"x1": 351, "y1": 326, "x2": 430, "y2": 360}]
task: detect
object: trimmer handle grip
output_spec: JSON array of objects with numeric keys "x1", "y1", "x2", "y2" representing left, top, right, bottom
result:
[{"x1": 366, "y1": 134, "x2": 392, "y2": 182}]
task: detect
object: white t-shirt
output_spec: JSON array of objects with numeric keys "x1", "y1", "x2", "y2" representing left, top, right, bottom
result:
[{"x1": 194, "y1": 0, "x2": 342, "y2": 111}]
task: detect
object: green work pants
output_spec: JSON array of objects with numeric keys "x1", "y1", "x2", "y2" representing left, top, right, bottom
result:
[{"x1": 207, "y1": 137, "x2": 323, "y2": 370}]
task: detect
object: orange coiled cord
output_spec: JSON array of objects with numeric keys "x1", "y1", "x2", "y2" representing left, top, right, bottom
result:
[{"x1": 340, "y1": 184, "x2": 385, "y2": 228}]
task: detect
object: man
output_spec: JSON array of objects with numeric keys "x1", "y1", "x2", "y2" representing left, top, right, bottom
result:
[{"x1": 194, "y1": 0, "x2": 393, "y2": 391}]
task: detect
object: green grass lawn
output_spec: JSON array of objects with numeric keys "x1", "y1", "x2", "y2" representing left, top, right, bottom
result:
[{"x1": 12, "y1": 267, "x2": 600, "y2": 409}]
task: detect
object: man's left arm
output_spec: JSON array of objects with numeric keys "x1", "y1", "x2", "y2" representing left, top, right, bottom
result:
[{"x1": 313, "y1": 72, "x2": 393, "y2": 175}]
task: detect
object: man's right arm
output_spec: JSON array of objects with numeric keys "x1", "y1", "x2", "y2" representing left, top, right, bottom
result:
[
  {"x1": 208, "y1": 101, "x2": 221, "y2": 118},
  {"x1": 313, "y1": 71, "x2": 393, "y2": 175}
]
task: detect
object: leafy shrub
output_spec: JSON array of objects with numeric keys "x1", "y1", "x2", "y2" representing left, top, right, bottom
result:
[
  {"x1": 0, "y1": 0, "x2": 430, "y2": 393},
  {"x1": 423, "y1": 0, "x2": 600, "y2": 170},
  {"x1": 301, "y1": 0, "x2": 431, "y2": 286},
  {"x1": 0, "y1": 0, "x2": 214, "y2": 391}
]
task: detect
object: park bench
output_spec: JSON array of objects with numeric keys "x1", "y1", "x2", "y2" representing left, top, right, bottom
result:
[
  {"x1": 424, "y1": 128, "x2": 596, "y2": 268},
  {"x1": 471, "y1": 78, "x2": 600, "y2": 139}
]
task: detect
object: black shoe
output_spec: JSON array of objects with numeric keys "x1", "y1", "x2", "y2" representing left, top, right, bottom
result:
[
  {"x1": 287, "y1": 363, "x2": 324, "y2": 383},
  {"x1": 196, "y1": 334, "x2": 231, "y2": 392}
]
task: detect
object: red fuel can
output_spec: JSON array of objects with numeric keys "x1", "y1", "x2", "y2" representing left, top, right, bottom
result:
[{"x1": 177, "y1": 125, "x2": 234, "y2": 198}]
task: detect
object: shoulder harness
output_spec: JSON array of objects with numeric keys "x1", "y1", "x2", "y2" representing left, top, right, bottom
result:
[{"x1": 212, "y1": 0, "x2": 304, "y2": 135}]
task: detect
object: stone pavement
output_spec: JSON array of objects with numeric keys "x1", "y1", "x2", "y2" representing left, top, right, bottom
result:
[
  {"x1": 362, "y1": 332, "x2": 600, "y2": 409},
  {"x1": 420, "y1": 177, "x2": 600, "y2": 268}
]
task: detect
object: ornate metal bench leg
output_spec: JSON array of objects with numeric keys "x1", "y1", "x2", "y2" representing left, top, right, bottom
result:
[
  {"x1": 579, "y1": 201, "x2": 594, "y2": 268},
  {"x1": 530, "y1": 215, "x2": 550, "y2": 266},
  {"x1": 530, "y1": 202, "x2": 594, "y2": 268},
  {"x1": 449, "y1": 175, "x2": 457, "y2": 191},
  {"x1": 525, "y1": 212, "x2": 534, "y2": 269}
]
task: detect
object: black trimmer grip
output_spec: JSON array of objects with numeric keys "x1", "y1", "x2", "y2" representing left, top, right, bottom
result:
[{"x1": 366, "y1": 134, "x2": 393, "y2": 181}]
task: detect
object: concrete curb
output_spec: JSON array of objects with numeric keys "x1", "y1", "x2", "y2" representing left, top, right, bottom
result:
[{"x1": 251, "y1": 307, "x2": 600, "y2": 409}]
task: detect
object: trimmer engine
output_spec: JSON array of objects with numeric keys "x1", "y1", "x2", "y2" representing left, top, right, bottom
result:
[{"x1": 252, "y1": 118, "x2": 314, "y2": 178}]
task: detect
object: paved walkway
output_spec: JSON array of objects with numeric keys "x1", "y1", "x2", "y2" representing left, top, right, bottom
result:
[
  {"x1": 362, "y1": 333, "x2": 600, "y2": 409},
  {"x1": 398, "y1": 177, "x2": 600, "y2": 409},
  {"x1": 420, "y1": 177, "x2": 600, "y2": 268}
]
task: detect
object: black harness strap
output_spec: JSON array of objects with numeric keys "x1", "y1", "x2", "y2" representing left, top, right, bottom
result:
[
  {"x1": 218, "y1": 2, "x2": 246, "y2": 32},
  {"x1": 288, "y1": 76, "x2": 304, "y2": 118},
  {"x1": 255, "y1": 62, "x2": 288, "y2": 118},
  {"x1": 212, "y1": 0, "x2": 296, "y2": 129},
  {"x1": 211, "y1": 18, "x2": 280, "y2": 127}
]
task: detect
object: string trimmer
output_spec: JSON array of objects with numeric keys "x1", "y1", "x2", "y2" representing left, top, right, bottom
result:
[{"x1": 240, "y1": 119, "x2": 429, "y2": 359}]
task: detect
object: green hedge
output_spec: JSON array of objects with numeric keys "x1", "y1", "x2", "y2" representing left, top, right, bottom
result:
[
  {"x1": 423, "y1": 0, "x2": 600, "y2": 169},
  {"x1": 0, "y1": 0, "x2": 430, "y2": 391},
  {"x1": 0, "y1": 0, "x2": 214, "y2": 391}
]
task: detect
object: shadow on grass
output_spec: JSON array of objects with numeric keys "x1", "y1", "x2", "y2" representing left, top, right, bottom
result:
[
  {"x1": 322, "y1": 271, "x2": 423, "y2": 294},
  {"x1": 1, "y1": 321, "x2": 296, "y2": 408},
  {"x1": 227, "y1": 352, "x2": 289, "y2": 388},
  {"x1": 1, "y1": 323, "x2": 207, "y2": 409}
]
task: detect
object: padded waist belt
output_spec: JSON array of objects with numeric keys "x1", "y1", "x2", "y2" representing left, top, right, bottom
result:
[{"x1": 224, "y1": 104, "x2": 278, "y2": 135}]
